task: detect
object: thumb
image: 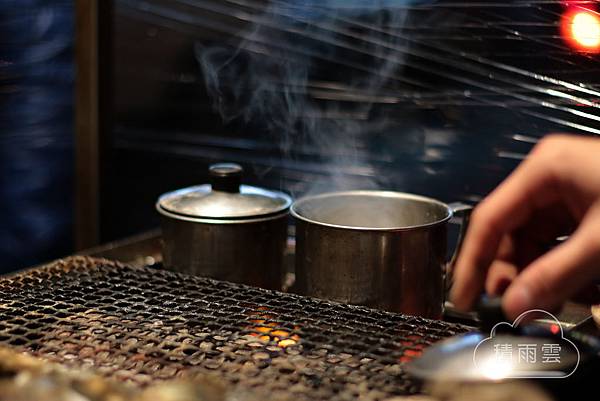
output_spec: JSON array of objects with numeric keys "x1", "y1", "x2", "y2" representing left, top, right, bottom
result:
[{"x1": 502, "y1": 205, "x2": 600, "y2": 320}]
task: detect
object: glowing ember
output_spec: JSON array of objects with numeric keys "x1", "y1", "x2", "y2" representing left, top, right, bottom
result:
[
  {"x1": 271, "y1": 330, "x2": 291, "y2": 338},
  {"x1": 255, "y1": 326, "x2": 273, "y2": 334},
  {"x1": 403, "y1": 349, "x2": 422, "y2": 358},
  {"x1": 277, "y1": 339, "x2": 297, "y2": 347},
  {"x1": 562, "y1": 9, "x2": 600, "y2": 52},
  {"x1": 246, "y1": 314, "x2": 300, "y2": 347}
]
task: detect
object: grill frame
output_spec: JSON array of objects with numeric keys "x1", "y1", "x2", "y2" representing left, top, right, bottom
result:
[{"x1": 0, "y1": 256, "x2": 470, "y2": 400}]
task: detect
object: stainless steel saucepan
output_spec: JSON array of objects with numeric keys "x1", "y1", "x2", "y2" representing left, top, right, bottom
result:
[
  {"x1": 291, "y1": 191, "x2": 471, "y2": 319},
  {"x1": 157, "y1": 163, "x2": 292, "y2": 290}
]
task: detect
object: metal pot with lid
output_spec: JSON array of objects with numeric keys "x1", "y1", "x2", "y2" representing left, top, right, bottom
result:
[{"x1": 157, "y1": 163, "x2": 292, "y2": 290}]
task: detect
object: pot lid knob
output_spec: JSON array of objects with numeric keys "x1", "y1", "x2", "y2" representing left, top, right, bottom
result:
[{"x1": 209, "y1": 163, "x2": 243, "y2": 193}]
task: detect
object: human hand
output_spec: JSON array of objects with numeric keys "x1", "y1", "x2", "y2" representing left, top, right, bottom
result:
[{"x1": 450, "y1": 134, "x2": 600, "y2": 320}]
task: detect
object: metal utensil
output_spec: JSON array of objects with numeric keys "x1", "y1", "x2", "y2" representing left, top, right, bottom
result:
[
  {"x1": 407, "y1": 296, "x2": 598, "y2": 382},
  {"x1": 406, "y1": 331, "x2": 581, "y2": 382},
  {"x1": 157, "y1": 163, "x2": 292, "y2": 289},
  {"x1": 291, "y1": 191, "x2": 471, "y2": 318}
]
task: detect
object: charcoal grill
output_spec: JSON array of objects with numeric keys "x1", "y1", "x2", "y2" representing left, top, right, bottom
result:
[{"x1": 0, "y1": 256, "x2": 469, "y2": 400}]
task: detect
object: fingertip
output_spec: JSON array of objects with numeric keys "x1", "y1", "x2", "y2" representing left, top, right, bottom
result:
[
  {"x1": 448, "y1": 286, "x2": 463, "y2": 310},
  {"x1": 487, "y1": 276, "x2": 512, "y2": 297},
  {"x1": 502, "y1": 284, "x2": 533, "y2": 320},
  {"x1": 449, "y1": 281, "x2": 477, "y2": 312},
  {"x1": 485, "y1": 260, "x2": 517, "y2": 296}
]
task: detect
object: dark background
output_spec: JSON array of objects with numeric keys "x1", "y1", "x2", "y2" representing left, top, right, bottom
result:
[
  {"x1": 2, "y1": 0, "x2": 599, "y2": 271},
  {"x1": 102, "y1": 0, "x2": 599, "y2": 241},
  {"x1": 0, "y1": 1, "x2": 74, "y2": 270}
]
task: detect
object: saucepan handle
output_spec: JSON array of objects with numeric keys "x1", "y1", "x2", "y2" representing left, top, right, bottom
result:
[{"x1": 445, "y1": 202, "x2": 474, "y2": 298}]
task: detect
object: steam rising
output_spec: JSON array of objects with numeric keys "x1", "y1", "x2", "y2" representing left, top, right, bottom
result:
[{"x1": 196, "y1": 0, "x2": 416, "y2": 195}]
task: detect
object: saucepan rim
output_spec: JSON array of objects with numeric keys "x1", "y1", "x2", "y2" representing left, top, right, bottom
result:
[{"x1": 290, "y1": 190, "x2": 453, "y2": 232}]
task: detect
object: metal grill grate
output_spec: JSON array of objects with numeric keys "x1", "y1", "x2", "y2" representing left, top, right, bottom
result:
[{"x1": 0, "y1": 256, "x2": 469, "y2": 400}]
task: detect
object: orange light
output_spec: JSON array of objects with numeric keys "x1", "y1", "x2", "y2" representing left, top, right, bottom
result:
[
  {"x1": 562, "y1": 9, "x2": 600, "y2": 52},
  {"x1": 277, "y1": 338, "x2": 298, "y2": 348},
  {"x1": 246, "y1": 312, "x2": 301, "y2": 348},
  {"x1": 572, "y1": 12, "x2": 600, "y2": 47},
  {"x1": 271, "y1": 330, "x2": 291, "y2": 338}
]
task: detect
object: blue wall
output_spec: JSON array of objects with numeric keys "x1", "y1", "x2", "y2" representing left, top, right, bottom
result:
[{"x1": 0, "y1": 1, "x2": 74, "y2": 271}]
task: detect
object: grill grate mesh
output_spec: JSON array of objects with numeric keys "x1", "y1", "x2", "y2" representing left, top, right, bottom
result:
[{"x1": 0, "y1": 256, "x2": 469, "y2": 400}]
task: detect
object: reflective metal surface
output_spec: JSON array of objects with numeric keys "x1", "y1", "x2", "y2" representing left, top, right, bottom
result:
[
  {"x1": 291, "y1": 191, "x2": 451, "y2": 230},
  {"x1": 407, "y1": 332, "x2": 580, "y2": 382},
  {"x1": 158, "y1": 185, "x2": 291, "y2": 222},
  {"x1": 0, "y1": 256, "x2": 470, "y2": 399},
  {"x1": 157, "y1": 164, "x2": 292, "y2": 222},
  {"x1": 158, "y1": 164, "x2": 290, "y2": 289},
  {"x1": 292, "y1": 191, "x2": 469, "y2": 318},
  {"x1": 160, "y1": 213, "x2": 287, "y2": 289}
]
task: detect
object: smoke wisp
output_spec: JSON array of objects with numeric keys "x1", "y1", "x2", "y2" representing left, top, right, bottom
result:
[{"x1": 196, "y1": 0, "x2": 422, "y2": 195}]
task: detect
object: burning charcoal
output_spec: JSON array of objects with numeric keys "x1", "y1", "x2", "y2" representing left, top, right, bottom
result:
[
  {"x1": 342, "y1": 359, "x2": 361, "y2": 368},
  {"x1": 288, "y1": 356, "x2": 307, "y2": 369},
  {"x1": 426, "y1": 381, "x2": 554, "y2": 401},
  {"x1": 202, "y1": 358, "x2": 224, "y2": 370},
  {"x1": 131, "y1": 373, "x2": 153, "y2": 385},
  {"x1": 215, "y1": 345, "x2": 232, "y2": 354},
  {"x1": 138, "y1": 379, "x2": 256, "y2": 401},
  {"x1": 314, "y1": 348, "x2": 328, "y2": 356},
  {"x1": 0, "y1": 256, "x2": 470, "y2": 400},
  {"x1": 365, "y1": 365, "x2": 383, "y2": 374},
  {"x1": 157, "y1": 365, "x2": 179, "y2": 378},
  {"x1": 325, "y1": 355, "x2": 342, "y2": 364},
  {"x1": 381, "y1": 397, "x2": 438, "y2": 401},
  {"x1": 289, "y1": 383, "x2": 310, "y2": 394},
  {"x1": 251, "y1": 352, "x2": 270, "y2": 361},
  {"x1": 240, "y1": 365, "x2": 260, "y2": 378},
  {"x1": 344, "y1": 372, "x2": 365, "y2": 384},
  {"x1": 383, "y1": 364, "x2": 403, "y2": 376},
  {"x1": 333, "y1": 366, "x2": 350, "y2": 376},
  {"x1": 233, "y1": 349, "x2": 251, "y2": 357},
  {"x1": 199, "y1": 342, "x2": 213, "y2": 351},
  {"x1": 275, "y1": 360, "x2": 295, "y2": 374},
  {"x1": 265, "y1": 345, "x2": 282, "y2": 354},
  {"x1": 284, "y1": 347, "x2": 301, "y2": 356}
]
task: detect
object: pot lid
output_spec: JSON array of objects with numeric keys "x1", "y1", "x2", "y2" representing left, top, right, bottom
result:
[{"x1": 157, "y1": 163, "x2": 292, "y2": 220}]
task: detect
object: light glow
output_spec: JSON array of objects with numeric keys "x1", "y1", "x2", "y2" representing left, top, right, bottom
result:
[
  {"x1": 479, "y1": 359, "x2": 513, "y2": 381},
  {"x1": 562, "y1": 10, "x2": 600, "y2": 52},
  {"x1": 572, "y1": 12, "x2": 600, "y2": 47},
  {"x1": 246, "y1": 309, "x2": 301, "y2": 348}
]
